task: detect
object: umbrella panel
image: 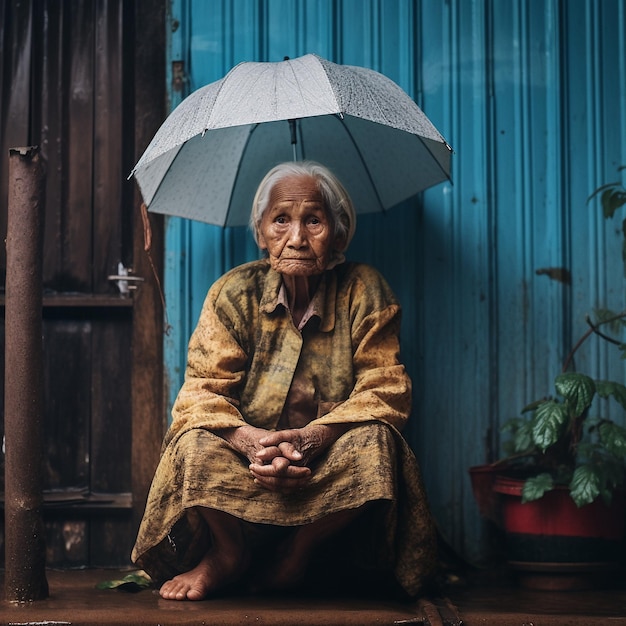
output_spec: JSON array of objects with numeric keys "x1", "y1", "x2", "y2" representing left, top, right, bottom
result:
[
  {"x1": 141, "y1": 115, "x2": 451, "y2": 227},
  {"x1": 294, "y1": 115, "x2": 451, "y2": 211}
]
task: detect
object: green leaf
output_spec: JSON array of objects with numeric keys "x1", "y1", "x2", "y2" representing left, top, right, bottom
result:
[
  {"x1": 555, "y1": 373, "x2": 595, "y2": 417},
  {"x1": 532, "y1": 400, "x2": 568, "y2": 451},
  {"x1": 599, "y1": 421, "x2": 626, "y2": 459},
  {"x1": 569, "y1": 465, "x2": 601, "y2": 507},
  {"x1": 600, "y1": 188, "x2": 626, "y2": 219},
  {"x1": 587, "y1": 181, "x2": 622, "y2": 205},
  {"x1": 513, "y1": 420, "x2": 534, "y2": 453},
  {"x1": 521, "y1": 398, "x2": 545, "y2": 414},
  {"x1": 600, "y1": 456, "x2": 625, "y2": 493},
  {"x1": 522, "y1": 473, "x2": 554, "y2": 502},
  {"x1": 96, "y1": 571, "x2": 152, "y2": 592},
  {"x1": 501, "y1": 417, "x2": 537, "y2": 455},
  {"x1": 592, "y1": 308, "x2": 626, "y2": 334},
  {"x1": 595, "y1": 380, "x2": 626, "y2": 411}
]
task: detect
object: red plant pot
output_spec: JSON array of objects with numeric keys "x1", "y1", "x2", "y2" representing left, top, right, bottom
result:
[
  {"x1": 493, "y1": 475, "x2": 626, "y2": 590},
  {"x1": 469, "y1": 466, "x2": 626, "y2": 589}
]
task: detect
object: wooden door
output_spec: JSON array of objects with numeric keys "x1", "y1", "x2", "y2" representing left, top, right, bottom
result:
[{"x1": 0, "y1": 0, "x2": 166, "y2": 568}]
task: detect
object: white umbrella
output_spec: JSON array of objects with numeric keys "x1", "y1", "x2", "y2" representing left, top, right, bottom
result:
[{"x1": 131, "y1": 54, "x2": 452, "y2": 227}]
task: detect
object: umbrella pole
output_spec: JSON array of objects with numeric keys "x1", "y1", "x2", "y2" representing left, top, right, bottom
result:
[
  {"x1": 4, "y1": 146, "x2": 49, "y2": 602},
  {"x1": 288, "y1": 118, "x2": 298, "y2": 161}
]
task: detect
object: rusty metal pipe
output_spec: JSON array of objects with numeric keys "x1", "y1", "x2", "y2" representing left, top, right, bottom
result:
[{"x1": 4, "y1": 146, "x2": 48, "y2": 601}]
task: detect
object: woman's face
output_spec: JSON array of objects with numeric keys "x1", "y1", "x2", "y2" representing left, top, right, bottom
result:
[{"x1": 258, "y1": 174, "x2": 338, "y2": 276}]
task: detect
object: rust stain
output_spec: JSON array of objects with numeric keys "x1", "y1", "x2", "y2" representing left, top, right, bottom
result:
[{"x1": 535, "y1": 266, "x2": 572, "y2": 285}]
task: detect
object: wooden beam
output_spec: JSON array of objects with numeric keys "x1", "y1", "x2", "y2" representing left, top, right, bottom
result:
[{"x1": 130, "y1": 0, "x2": 167, "y2": 539}]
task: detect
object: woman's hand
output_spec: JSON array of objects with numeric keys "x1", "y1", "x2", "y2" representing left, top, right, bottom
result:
[
  {"x1": 218, "y1": 424, "x2": 312, "y2": 493},
  {"x1": 218, "y1": 424, "x2": 272, "y2": 463},
  {"x1": 249, "y1": 423, "x2": 350, "y2": 493}
]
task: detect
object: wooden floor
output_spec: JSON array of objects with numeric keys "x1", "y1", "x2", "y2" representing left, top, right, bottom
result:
[{"x1": 1, "y1": 568, "x2": 626, "y2": 625}]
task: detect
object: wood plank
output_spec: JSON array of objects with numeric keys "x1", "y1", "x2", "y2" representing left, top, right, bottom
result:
[
  {"x1": 0, "y1": 312, "x2": 4, "y2": 496},
  {"x1": 90, "y1": 311, "x2": 132, "y2": 493},
  {"x1": 40, "y1": 0, "x2": 67, "y2": 286},
  {"x1": 63, "y1": 0, "x2": 95, "y2": 291},
  {"x1": 0, "y1": 0, "x2": 167, "y2": 570},
  {"x1": 0, "y1": 569, "x2": 438, "y2": 625},
  {"x1": 0, "y1": 489, "x2": 132, "y2": 510},
  {"x1": 44, "y1": 520, "x2": 88, "y2": 568},
  {"x1": 89, "y1": 517, "x2": 134, "y2": 568},
  {"x1": 130, "y1": 0, "x2": 167, "y2": 538},
  {"x1": 42, "y1": 317, "x2": 91, "y2": 490},
  {"x1": 93, "y1": 0, "x2": 125, "y2": 294},
  {"x1": 0, "y1": 295, "x2": 134, "y2": 307}
]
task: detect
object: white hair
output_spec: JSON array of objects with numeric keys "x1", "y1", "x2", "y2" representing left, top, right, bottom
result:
[{"x1": 249, "y1": 161, "x2": 357, "y2": 253}]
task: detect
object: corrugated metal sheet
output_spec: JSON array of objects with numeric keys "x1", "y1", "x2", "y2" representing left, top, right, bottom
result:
[{"x1": 163, "y1": 0, "x2": 626, "y2": 563}]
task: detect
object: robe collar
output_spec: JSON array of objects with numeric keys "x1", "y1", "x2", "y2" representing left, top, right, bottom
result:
[{"x1": 259, "y1": 264, "x2": 337, "y2": 332}]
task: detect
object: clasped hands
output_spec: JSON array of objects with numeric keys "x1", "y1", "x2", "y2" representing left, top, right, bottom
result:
[{"x1": 220, "y1": 423, "x2": 347, "y2": 494}]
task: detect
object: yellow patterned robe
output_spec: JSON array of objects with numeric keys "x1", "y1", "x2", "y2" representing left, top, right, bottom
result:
[{"x1": 132, "y1": 259, "x2": 436, "y2": 596}]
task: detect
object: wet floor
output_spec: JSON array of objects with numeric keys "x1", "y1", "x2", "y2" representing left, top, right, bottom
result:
[{"x1": 0, "y1": 568, "x2": 625, "y2": 625}]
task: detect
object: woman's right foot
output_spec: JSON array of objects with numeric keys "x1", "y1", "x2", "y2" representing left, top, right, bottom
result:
[{"x1": 159, "y1": 546, "x2": 249, "y2": 601}]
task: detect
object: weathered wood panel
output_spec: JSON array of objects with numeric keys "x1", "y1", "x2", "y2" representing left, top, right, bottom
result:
[
  {"x1": 42, "y1": 315, "x2": 91, "y2": 490},
  {"x1": 63, "y1": 2, "x2": 96, "y2": 291},
  {"x1": 39, "y1": 1, "x2": 66, "y2": 280},
  {"x1": 91, "y1": 310, "x2": 132, "y2": 494},
  {"x1": 130, "y1": 0, "x2": 168, "y2": 539},
  {"x1": 0, "y1": 0, "x2": 166, "y2": 569},
  {"x1": 93, "y1": 0, "x2": 128, "y2": 293}
]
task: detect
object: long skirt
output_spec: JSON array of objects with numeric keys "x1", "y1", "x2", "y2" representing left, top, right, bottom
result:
[{"x1": 132, "y1": 421, "x2": 436, "y2": 597}]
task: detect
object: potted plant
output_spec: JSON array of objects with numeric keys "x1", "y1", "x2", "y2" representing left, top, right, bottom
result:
[{"x1": 470, "y1": 171, "x2": 626, "y2": 589}]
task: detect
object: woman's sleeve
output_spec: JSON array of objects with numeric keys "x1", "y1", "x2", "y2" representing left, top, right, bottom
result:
[
  {"x1": 314, "y1": 299, "x2": 412, "y2": 433},
  {"x1": 169, "y1": 284, "x2": 250, "y2": 438}
]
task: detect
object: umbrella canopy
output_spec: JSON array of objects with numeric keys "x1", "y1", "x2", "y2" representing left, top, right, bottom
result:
[{"x1": 132, "y1": 54, "x2": 452, "y2": 227}]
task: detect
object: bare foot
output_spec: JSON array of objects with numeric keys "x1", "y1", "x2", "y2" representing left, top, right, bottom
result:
[
  {"x1": 255, "y1": 534, "x2": 309, "y2": 592},
  {"x1": 159, "y1": 547, "x2": 249, "y2": 601}
]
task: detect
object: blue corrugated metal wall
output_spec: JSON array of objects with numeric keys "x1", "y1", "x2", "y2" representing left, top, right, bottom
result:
[{"x1": 162, "y1": 0, "x2": 626, "y2": 563}]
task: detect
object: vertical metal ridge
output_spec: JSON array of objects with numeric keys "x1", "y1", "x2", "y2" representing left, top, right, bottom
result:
[
  {"x1": 162, "y1": 0, "x2": 626, "y2": 566},
  {"x1": 585, "y1": 0, "x2": 604, "y2": 378}
]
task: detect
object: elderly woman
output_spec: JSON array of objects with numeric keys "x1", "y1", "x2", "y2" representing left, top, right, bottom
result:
[{"x1": 132, "y1": 161, "x2": 436, "y2": 601}]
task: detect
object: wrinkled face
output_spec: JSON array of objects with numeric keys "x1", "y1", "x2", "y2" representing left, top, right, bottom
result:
[{"x1": 258, "y1": 175, "x2": 337, "y2": 276}]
